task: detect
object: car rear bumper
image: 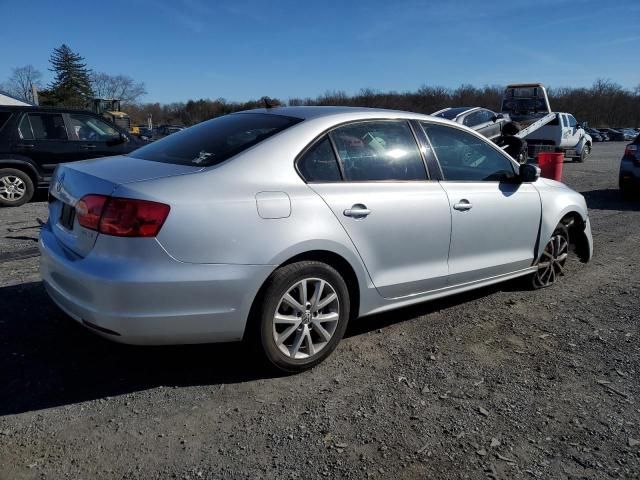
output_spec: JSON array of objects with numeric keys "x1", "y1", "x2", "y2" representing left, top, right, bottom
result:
[{"x1": 39, "y1": 224, "x2": 274, "y2": 345}]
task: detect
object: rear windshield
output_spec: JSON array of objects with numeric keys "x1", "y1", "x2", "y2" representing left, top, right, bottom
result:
[
  {"x1": 0, "y1": 112, "x2": 11, "y2": 131},
  {"x1": 130, "y1": 113, "x2": 302, "y2": 166}
]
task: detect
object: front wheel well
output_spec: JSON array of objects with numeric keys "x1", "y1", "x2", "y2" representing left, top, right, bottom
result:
[{"x1": 560, "y1": 212, "x2": 589, "y2": 262}]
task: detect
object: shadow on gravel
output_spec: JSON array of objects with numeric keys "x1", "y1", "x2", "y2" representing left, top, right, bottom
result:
[
  {"x1": 0, "y1": 279, "x2": 520, "y2": 415},
  {"x1": 581, "y1": 188, "x2": 640, "y2": 212},
  {"x1": 346, "y1": 281, "x2": 517, "y2": 338},
  {"x1": 0, "y1": 281, "x2": 279, "y2": 415}
]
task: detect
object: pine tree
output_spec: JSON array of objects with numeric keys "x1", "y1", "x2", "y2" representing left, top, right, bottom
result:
[{"x1": 48, "y1": 44, "x2": 93, "y2": 106}]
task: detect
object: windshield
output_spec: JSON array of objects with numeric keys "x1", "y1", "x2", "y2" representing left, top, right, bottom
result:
[{"x1": 130, "y1": 113, "x2": 302, "y2": 166}]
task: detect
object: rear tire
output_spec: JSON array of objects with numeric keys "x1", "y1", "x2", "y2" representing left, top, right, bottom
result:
[
  {"x1": 0, "y1": 168, "x2": 34, "y2": 207},
  {"x1": 530, "y1": 223, "x2": 569, "y2": 289},
  {"x1": 253, "y1": 261, "x2": 350, "y2": 373}
]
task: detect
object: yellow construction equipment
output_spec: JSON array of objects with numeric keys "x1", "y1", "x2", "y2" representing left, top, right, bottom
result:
[{"x1": 88, "y1": 98, "x2": 139, "y2": 135}]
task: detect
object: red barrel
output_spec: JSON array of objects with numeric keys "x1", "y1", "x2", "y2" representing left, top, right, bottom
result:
[{"x1": 537, "y1": 152, "x2": 564, "y2": 181}]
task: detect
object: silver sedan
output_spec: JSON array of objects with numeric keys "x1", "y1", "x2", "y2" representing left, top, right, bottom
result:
[{"x1": 39, "y1": 107, "x2": 593, "y2": 372}]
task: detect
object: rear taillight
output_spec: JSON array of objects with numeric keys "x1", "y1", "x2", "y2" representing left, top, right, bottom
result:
[
  {"x1": 76, "y1": 195, "x2": 108, "y2": 230},
  {"x1": 624, "y1": 144, "x2": 637, "y2": 159},
  {"x1": 76, "y1": 195, "x2": 170, "y2": 237}
]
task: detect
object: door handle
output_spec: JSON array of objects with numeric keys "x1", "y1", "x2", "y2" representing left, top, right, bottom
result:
[
  {"x1": 343, "y1": 204, "x2": 371, "y2": 218},
  {"x1": 18, "y1": 144, "x2": 34, "y2": 149},
  {"x1": 453, "y1": 200, "x2": 473, "y2": 211},
  {"x1": 82, "y1": 144, "x2": 97, "y2": 149}
]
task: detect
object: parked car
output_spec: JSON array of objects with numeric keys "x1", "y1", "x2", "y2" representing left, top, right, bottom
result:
[
  {"x1": 595, "y1": 129, "x2": 610, "y2": 141},
  {"x1": 601, "y1": 128, "x2": 626, "y2": 141},
  {"x1": 623, "y1": 129, "x2": 638, "y2": 141},
  {"x1": 432, "y1": 107, "x2": 507, "y2": 140},
  {"x1": 39, "y1": 107, "x2": 593, "y2": 372},
  {"x1": 585, "y1": 128, "x2": 603, "y2": 142},
  {"x1": 620, "y1": 135, "x2": 640, "y2": 199},
  {"x1": 137, "y1": 127, "x2": 154, "y2": 140},
  {"x1": 0, "y1": 106, "x2": 147, "y2": 206},
  {"x1": 157, "y1": 125, "x2": 185, "y2": 137}
]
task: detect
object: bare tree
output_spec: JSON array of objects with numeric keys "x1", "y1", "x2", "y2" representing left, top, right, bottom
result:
[
  {"x1": 90, "y1": 72, "x2": 147, "y2": 105},
  {"x1": 1, "y1": 65, "x2": 43, "y2": 103}
]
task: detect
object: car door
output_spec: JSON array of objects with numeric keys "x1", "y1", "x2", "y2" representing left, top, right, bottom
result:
[
  {"x1": 64, "y1": 112, "x2": 128, "y2": 160},
  {"x1": 421, "y1": 122, "x2": 541, "y2": 285},
  {"x1": 300, "y1": 120, "x2": 451, "y2": 299},
  {"x1": 16, "y1": 112, "x2": 77, "y2": 180},
  {"x1": 565, "y1": 114, "x2": 581, "y2": 147}
]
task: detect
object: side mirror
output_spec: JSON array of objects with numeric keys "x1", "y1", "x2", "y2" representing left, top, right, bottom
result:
[
  {"x1": 491, "y1": 113, "x2": 504, "y2": 122},
  {"x1": 518, "y1": 163, "x2": 540, "y2": 183},
  {"x1": 107, "y1": 133, "x2": 128, "y2": 146}
]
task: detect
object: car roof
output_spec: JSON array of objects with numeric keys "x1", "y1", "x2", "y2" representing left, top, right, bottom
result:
[
  {"x1": 0, "y1": 105, "x2": 97, "y2": 115},
  {"x1": 431, "y1": 106, "x2": 481, "y2": 119},
  {"x1": 236, "y1": 105, "x2": 437, "y2": 122}
]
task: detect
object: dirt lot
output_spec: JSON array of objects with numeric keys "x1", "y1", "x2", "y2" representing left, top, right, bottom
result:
[{"x1": 1, "y1": 142, "x2": 639, "y2": 479}]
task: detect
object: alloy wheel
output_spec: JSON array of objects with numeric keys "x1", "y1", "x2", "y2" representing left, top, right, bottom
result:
[
  {"x1": 272, "y1": 278, "x2": 340, "y2": 359},
  {"x1": 0, "y1": 175, "x2": 26, "y2": 202},
  {"x1": 533, "y1": 232, "x2": 568, "y2": 288}
]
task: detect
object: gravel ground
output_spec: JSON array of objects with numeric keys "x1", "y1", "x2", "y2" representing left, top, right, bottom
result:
[{"x1": 1, "y1": 142, "x2": 639, "y2": 479}]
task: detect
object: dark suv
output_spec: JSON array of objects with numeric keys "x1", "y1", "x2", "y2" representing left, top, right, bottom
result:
[{"x1": 0, "y1": 106, "x2": 146, "y2": 206}]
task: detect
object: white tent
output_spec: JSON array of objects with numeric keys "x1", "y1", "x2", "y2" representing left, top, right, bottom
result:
[{"x1": 0, "y1": 91, "x2": 32, "y2": 106}]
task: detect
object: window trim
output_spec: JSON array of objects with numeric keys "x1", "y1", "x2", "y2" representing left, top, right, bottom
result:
[
  {"x1": 294, "y1": 118, "x2": 431, "y2": 184},
  {"x1": 419, "y1": 121, "x2": 519, "y2": 183},
  {"x1": 17, "y1": 113, "x2": 34, "y2": 140}
]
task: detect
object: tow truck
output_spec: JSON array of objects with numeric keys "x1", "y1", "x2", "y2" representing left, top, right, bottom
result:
[{"x1": 501, "y1": 83, "x2": 592, "y2": 162}]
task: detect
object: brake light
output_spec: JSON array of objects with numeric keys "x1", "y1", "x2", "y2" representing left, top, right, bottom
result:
[
  {"x1": 76, "y1": 195, "x2": 108, "y2": 230},
  {"x1": 624, "y1": 144, "x2": 637, "y2": 159},
  {"x1": 75, "y1": 195, "x2": 170, "y2": 237},
  {"x1": 100, "y1": 197, "x2": 170, "y2": 237}
]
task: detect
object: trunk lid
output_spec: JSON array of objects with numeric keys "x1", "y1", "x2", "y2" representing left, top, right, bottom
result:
[{"x1": 48, "y1": 155, "x2": 202, "y2": 257}]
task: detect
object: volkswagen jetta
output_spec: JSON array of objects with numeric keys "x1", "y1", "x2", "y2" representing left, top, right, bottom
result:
[{"x1": 39, "y1": 107, "x2": 593, "y2": 372}]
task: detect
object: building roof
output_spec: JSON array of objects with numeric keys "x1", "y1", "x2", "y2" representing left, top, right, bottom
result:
[{"x1": 0, "y1": 91, "x2": 33, "y2": 106}]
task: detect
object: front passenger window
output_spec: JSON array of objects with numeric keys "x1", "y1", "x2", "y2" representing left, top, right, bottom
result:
[
  {"x1": 422, "y1": 123, "x2": 515, "y2": 181},
  {"x1": 67, "y1": 114, "x2": 120, "y2": 141}
]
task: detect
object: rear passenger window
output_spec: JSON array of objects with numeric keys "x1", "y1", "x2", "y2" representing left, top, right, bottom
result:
[
  {"x1": 330, "y1": 121, "x2": 427, "y2": 181},
  {"x1": 18, "y1": 115, "x2": 34, "y2": 140},
  {"x1": 28, "y1": 113, "x2": 68, "y2": 140},
  {"x1": 422, "y1": 123, "x2": 515, "y2": 182},
  {"x1": 297, "y1": 137, "x2": 342, "y2": 182},
  {"x1": 0, "y1": 112, "x2": 11, "y2": 131}
]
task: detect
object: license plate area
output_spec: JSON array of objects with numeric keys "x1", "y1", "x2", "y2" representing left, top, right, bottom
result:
[{"x1": 59, "y1": 203, "x2": 75, "y2": 230}]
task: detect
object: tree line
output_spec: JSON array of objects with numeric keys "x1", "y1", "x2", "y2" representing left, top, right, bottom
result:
[
  {"x1": 3, "y1": 45, "x2": 638, "y2": 128},
  {"x1": 127, "y1": 80, "x2": 640, "y2": 128}
]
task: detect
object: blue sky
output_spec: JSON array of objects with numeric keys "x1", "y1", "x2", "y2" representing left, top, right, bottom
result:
[{"x1": 1, "y1": 0, "x2": 638, "y2": 104}]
